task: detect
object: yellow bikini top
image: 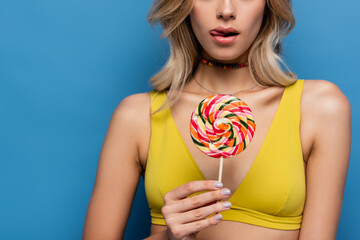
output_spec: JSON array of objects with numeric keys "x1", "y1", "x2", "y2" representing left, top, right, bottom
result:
[{"x1": 144, "y1": 79, "x2": 306, "y2": 230}]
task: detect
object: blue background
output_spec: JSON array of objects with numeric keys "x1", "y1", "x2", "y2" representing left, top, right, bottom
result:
[{"x1": 0, "y1": 0, "x2": 358, "y2": 239}]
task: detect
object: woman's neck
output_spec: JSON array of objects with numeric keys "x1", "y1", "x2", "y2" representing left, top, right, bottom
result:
[{"x1": 190, "y1": 62, "x2": 256, "y2": 95}]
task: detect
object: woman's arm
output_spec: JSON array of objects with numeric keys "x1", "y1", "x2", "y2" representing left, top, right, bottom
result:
[
  {"x1": 144, "y1": 180, "x2": 231, "y2": 240},
  {"x1": 299, "y1": 80, "x2": 351, "y2": 240},
  {"x1": 82, "y1": 93, "x2": 151, "y2": 240}
]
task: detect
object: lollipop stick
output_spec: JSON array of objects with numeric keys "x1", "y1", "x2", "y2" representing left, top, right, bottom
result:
[{"x1": 218, "y1": 156, "x2": 224, "y2": 182}]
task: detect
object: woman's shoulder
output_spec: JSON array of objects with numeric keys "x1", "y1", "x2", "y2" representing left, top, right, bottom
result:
[
  {"x1": 301, "y1": 79, "x2": 350, "y2": 113},
  {"x1": 112, "y1": 92, "x2": 151, "y2": 120},
  {"x1": 111, "y1": 92, "x2": 151, "y2": 138},
  {"x1": 300, "y1": 80, "x2": 351, "y2": 164},
  {"x1": 301, "y1": 79, "x2": 351, "y2": 147},
  {"x1": 112, "y1": 92, "x2": 152, "y2": 165}
]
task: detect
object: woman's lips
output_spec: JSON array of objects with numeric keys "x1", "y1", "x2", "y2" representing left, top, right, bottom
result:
[
  {"x1": 209, "y1": 28, "x2": 239, "y2": 44},
  {"x1": 211, "y1": 35, "x2": 238, "y2": 44},
  {"x1": 210, "y1": 31, "x2": 239, "y2": 44}
]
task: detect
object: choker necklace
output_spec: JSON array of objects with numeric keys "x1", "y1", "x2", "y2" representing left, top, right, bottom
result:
[
  {"x1": 199, "y1": 56, "x2": 249, "y2": 70},
  {"x1": 193, "y1": 77, "x2": 258, "y2": 96}
]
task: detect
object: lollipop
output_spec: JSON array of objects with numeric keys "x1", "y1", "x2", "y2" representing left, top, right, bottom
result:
[{"x1": 190, "y1": 94, "x2": 256, "y2": 182}]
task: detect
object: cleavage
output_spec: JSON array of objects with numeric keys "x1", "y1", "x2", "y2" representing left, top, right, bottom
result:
[{"x1": 169, "y1": 87, "x2": 285, "y2": 194}]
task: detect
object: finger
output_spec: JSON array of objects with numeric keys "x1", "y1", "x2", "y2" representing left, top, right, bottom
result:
[
  {"x1": 174, "y1": 188, "x2": 231, "y2": 212},
  {"x1": 164, "y1": 180, "x2": 223, "y2": 202},
  {"x1": 179, "y1": 201, "x2": 231, "y2": 224},
  {"x1": 169, "y1": 214, "x2": 223, "y2": 239}
]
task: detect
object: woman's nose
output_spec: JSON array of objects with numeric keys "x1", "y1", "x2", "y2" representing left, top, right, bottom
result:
[{"x1": 216, "y1": 0, "x2": 236, "y2": 20}]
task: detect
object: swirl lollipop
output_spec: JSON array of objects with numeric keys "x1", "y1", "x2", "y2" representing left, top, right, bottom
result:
[{"x1": 190, "y1": 94, "x2": 256, "y2": 182}]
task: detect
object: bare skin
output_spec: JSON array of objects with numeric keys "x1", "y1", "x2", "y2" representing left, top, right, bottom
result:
[
  {"x1": 143, "y1": 78, "x2": 351, "y2": 240},
  {"x1": 81, "y1": 78, "x2": 351, "y2": 240},
  {"x1": 82, "y1": 0, "x2": 351, "y2": 239}
]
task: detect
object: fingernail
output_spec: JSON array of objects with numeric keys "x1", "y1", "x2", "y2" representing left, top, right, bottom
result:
[
  {"x1": 223, "y1": 202, "x2": 231, "y2": 208},
  {"x1": 221, "y1": 189, "x2": 231, "y2": 196},
  {"x1": 215, "y1": 214, "x2": 223, "y2": 221},
  {"x1": 214, "y1": 182, "x2": 223, "y2": 188}
]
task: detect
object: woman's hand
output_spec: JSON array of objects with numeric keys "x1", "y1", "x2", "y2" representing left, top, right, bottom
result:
[{"x1": 161, "y1": 180, "x2": 232, "y2": 240}]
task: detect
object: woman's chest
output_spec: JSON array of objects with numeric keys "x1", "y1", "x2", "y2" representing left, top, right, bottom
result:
[
  {"x1": 168, "y1": 89, "x2": 311, "y2": 194},
  {"x1": 145, "y1": 89, "x2": 307, "y2": 219}
]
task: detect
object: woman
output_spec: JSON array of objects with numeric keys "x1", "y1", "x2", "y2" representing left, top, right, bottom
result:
[{"x1": 82, "y1": 0, "x2": 351, "y2": 239}]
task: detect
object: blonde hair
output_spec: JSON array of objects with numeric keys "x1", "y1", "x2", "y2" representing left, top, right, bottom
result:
[{"x1": 147, "y1": 0, "x2": 297, "y2": 108}]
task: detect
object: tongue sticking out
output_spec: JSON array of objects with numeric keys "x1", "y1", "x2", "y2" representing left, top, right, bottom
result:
[{"x1": 210, "y1": 30, "x2": 238, "y2": 37}]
